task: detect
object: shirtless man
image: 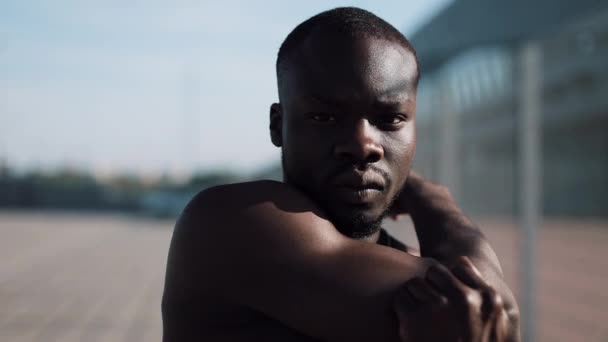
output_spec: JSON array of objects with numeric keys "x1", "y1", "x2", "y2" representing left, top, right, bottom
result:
[{"x1": 162, "y1": 7, "x2": 519, "y2": 341}]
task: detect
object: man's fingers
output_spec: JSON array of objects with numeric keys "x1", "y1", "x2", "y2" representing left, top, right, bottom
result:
[
  {"x1": 394, "y1": 285, "x2": 420, "y2": 312},
  {"x1": 480, "y1": 307, "x2": 497, "y2": 342},
  {"x1": 497, "y1": 308, "x2": 510, "y2": 341},
  {"x1": 404, "y1": 278, "x2": 448, "y2": 306},
  {"x1": 451, "y1": 256, "x2": 506, "y2": 323},
  {"x1": 480, "y1": 286, "x2": 505, "y2": 323},
  {"x1": 451, "y1": 256, "x2": 488, "y2": 289},
  {"x1": 425, "y1": 264, "x2": 474, "y2": 301},
  {"x1": 490, "y1": 308, "x2": 509, "y2": 341}
]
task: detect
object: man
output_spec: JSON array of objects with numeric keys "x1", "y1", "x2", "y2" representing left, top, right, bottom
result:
[{"x1": 162, "y1": 7, "x2": 519, "y2": 341}]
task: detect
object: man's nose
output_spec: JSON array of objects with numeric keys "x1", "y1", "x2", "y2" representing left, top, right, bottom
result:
[{"x1": 334, "y1": 119, "x2": 384, "y2": 164}]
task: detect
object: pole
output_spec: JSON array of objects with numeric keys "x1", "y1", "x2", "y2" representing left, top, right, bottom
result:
[
  {"x1": 437, "y1": 77, "x2": 460, "y2": 201},
  {"x1": 518, "y1": 41, "x2": 542, "y2": 342}
]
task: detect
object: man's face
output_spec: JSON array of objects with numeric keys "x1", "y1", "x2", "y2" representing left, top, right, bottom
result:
[{"x1": 272, "y1": 33, "x2": 417, "y2": 238}]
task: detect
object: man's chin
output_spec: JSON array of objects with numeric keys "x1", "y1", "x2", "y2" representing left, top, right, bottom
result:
[{"x1": 328, "y1": 207, "x2": 385, "y2": 239}]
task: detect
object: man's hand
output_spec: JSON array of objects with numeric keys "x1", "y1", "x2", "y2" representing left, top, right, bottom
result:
[
  {"x1": 394, "y1": 257, "x2": 508, "y2": 342},
  {"x1": 389, "y1": 171, "x2": 519, "y2": 341}
]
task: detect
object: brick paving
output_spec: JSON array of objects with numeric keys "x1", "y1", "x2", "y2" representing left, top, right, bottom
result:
[
  {"x1": 1, "y1": 211, "x2": 607, "y2": 341},
  {"x1": 0, "y1": 212, "x2": 170, "y2": 342}
]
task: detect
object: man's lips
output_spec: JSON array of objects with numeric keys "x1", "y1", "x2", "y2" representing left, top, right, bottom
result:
[
  {"x1": 330, "y1": 171, "x2": 387, "y2": 204},
  {"x1": 331, "y1": 170, "x2": 386, "y2": 189},
  {"x1": 333, "y1": 187, "x2": 383, "y2": 204},
  {"x1": 337, "y1": 183, "x2": 384, "y2": 191}
]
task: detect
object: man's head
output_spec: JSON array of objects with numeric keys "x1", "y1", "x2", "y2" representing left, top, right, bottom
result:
[{"x1": 270, "y1": 7, "x2": 419, "y2": 238}]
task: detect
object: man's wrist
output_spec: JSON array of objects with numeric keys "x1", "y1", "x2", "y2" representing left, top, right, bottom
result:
[{"x1": 409, "y1": 197, "x2": 483, "y2": 258}]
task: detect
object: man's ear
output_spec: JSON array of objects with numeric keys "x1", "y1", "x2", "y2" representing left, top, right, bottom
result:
[{"x1": 269, "y1": 103, "x2": 283, "y2": 147}]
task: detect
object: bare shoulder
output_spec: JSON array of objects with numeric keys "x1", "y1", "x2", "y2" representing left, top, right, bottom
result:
[
  {"x1": 175, "y1": 179, "x2": 335, "y2": 243},
  {"x1": 183, "y1": 179, "x2": 324, "y2": 221},
  {"x1": 165, "y1": 180, "x2": 341, "y2": 289}
]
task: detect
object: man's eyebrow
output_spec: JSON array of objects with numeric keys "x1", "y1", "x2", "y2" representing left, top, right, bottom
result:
[
  {"x1": 304, "y1": 83, "x2": 414, "y2": 107},
  {"x1": 376, "y1": 81, "x2": 415, "y2": 103},
  {"x1": 379, "y1": 80, "x2": 413, "y2": 95},
  {"x1": 373, "y1": 100, "x2": 409, "y2": 109},
  {"x1": 375, "y1": 94, "x2": 413, "y2": 107},
  {"x1": 305, "y1": 93, "x2": 342, "y2": 107}
]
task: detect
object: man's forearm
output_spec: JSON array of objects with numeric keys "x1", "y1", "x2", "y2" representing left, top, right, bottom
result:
[
  {"x1": 409, "y1": 190, "x2": 491, "y2": 264},
  {"x1": 403, "y1": 174, "x2": 498, "y2": 266},
  {"x1": 404, "y1": 175, "x2": 520, "y2": 341}
]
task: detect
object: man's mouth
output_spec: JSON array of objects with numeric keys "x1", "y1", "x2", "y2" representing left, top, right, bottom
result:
[
  {"x1": 333, "y1": 186, "x2": 383, "y2": 204},
  {"x1": 343, "y1": 183, "x2": 384, "y2": 191},
  {"x1": 331, "y1": 175, "x2": 386, "y2": 205}
]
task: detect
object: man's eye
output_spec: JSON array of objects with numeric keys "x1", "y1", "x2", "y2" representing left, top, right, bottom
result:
[
  {"x1": 378, "y1": 114, "x2": 407, "y2": 125},
  {"x1": 310, "y1": 113, "x2": 336, "y2": 123}
]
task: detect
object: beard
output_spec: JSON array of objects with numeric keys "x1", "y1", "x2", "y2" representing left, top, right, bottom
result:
[
  {"x1": 327, "y1": 206, "x2": 386, "y2": 239},
  {"x1": 281, "y1": 152, "x2": 399, "y2": 240}
]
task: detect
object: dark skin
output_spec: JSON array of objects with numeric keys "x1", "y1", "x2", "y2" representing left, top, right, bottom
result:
[
  {"x1": 162, "y1": 31, "x2": 519, "y2": 341},
  {"x1": 392, "y1": 172, "x2": 514, "y2": 341},
  {"x1": 274, "y1": 33, "x2": 417, "y2": 240}
]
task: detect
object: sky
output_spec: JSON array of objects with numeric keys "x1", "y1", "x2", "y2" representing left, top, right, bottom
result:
[{"x1": 0, "y1": 0, "x2": 452, "y2": 178}]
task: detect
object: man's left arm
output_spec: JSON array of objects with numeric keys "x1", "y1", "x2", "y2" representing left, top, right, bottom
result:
[{"x1": 391, "y1": 171, "x2": 520, "y2": 341}]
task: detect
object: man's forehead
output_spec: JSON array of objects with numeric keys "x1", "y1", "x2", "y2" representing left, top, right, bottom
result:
[{"x1": 286, "y1": 34, "x2": 418, "y2": 102}]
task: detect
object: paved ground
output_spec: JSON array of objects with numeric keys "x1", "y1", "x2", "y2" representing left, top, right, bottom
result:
[{"x1": 0, "y1": 211, "x2": 606, "y2": 341}]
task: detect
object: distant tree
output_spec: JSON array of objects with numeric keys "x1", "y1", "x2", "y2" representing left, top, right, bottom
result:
[{"x1": 187, "y1": 170, "x2": 240, "y2": 191}]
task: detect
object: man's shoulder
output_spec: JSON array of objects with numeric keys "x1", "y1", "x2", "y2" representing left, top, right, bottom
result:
[
  {"x1": 173, "y1": 179, "x2": 332, "y2": 253},
  {"x1": 184, "y1": 179, "x2": 312, "y2": 215},
  {"x1": 166, "y1": 181, "x2": 293, "y2": 291},
  {"x1": 173, "y1": 180, "x2": 283, "y2": 243},
  {"x1": 166, "y1": 178, "x2": 340, "y2": 290}
]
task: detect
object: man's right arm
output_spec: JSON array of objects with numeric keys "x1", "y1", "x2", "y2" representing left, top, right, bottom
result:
[
  {"x1": 164, "y1": 180, "x2": 439, "y2": 342},
  {"x1": 164, "y1": 180, "x2": 506, "y2": 342}
]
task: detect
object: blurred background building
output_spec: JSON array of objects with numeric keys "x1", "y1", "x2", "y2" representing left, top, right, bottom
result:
[{"x1": 412, "y1": 0, "x2": 608, "y2": 218}]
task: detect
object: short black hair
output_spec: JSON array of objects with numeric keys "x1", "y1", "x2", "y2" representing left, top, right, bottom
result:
[{"x1": 276, "y1": 7, "x2": 420, "y2": 88}]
